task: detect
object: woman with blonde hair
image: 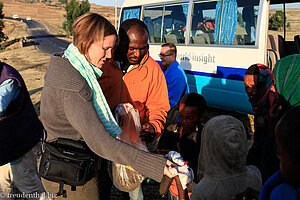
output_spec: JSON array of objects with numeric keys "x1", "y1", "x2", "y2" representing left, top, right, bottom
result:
[{"x1": 40, "y1": 13, "x2": 173, "y2": 199}]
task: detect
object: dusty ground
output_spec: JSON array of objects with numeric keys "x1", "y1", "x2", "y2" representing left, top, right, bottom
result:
[{"x1": 0, "y1": 2, "x2": 255, "y2": 199}]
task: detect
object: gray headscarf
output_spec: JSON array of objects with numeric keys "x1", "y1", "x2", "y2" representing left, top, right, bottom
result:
[
  {"x1": 199, "y1": 115, "x2": 247, "y2": 178},
  {"x1": 191, "y1": 115, "x2": 262, "y2": 200}
]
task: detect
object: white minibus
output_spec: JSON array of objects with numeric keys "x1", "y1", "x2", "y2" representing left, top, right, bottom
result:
[{"x1": 119, "y1": 0, "x2": 300, "y2": 114}]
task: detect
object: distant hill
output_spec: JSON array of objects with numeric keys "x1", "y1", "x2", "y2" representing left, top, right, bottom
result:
[
  {"x1": 16, "y1": 0, "x2": 67, "y2": 7},
  {"x1": 2, "y1": 0, "x2": 119, "y2": 26}
]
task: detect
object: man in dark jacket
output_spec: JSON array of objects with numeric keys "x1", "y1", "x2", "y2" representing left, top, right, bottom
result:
[{"x1": 0, "y1": 62, "x2": 47, "y2": 199}]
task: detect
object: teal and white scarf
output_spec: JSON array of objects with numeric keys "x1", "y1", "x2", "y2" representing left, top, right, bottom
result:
[{"x1": 64, "y1": 43, "x2": 121, "y2": 136}]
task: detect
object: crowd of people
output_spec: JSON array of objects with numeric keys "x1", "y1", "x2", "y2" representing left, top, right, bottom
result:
[{"x1": 0, "y1": 12, "x2": 299, "y2": 200}]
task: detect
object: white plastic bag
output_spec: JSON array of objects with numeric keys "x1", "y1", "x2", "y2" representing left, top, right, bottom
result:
[{"x1": 112, "y1": 103, "x2": 148, "y2": 192}]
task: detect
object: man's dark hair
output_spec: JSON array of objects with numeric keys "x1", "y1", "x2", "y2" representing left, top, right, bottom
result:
[
  {"x1": 245, "y1": 64, "x2": 259, "y2": 76},
  {"x1": 161, "y1": 43, "x2": 177, "y2": 55},
  {"x1": 276, "y1": 104, "x2": 300, "y2": 163},
  {"x1": 180, "y1": 93, "x2": 207, "y2": 116}
]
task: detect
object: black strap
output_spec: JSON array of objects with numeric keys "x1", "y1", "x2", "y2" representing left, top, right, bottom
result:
[
  {"x1": 41, "y1": 128, "x2": 47, "y2": 144},
  {"x1": 44, "y1": 129, "x2": 47, "y2": 142},
  {"x1": 56, "y1": 182, "x2": 67, "y2": 198},
  {"x1": 40, "y1": 128, "x2": 48, "y2": 156},
  {"x1": 71, "y1": 186, "x2": 76, "y2": 191}
]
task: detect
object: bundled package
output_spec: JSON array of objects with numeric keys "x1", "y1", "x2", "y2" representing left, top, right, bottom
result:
[{"x1": 112, "y1": 103, "x2": 148, "y2": 192}]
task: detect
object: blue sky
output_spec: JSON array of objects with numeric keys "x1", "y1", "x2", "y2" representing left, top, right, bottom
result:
[{"x1": 89, "y1": 0, "x2": 125, "y2": 7}]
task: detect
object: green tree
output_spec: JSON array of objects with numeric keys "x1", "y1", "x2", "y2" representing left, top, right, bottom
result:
[
  {"x1": 80, "y1": 0, "x2": 90, "y2": 14},
  {"x1": 64, "y1": 0, "x2": 78, "y2": 35},
  {"x1": 63, "y1": 0, "x2": 90, "y2": 36},
  {"x1": 269, "y1": 10, "x2": 285, "y2": 31},
  {"x1": 0, "y1": 2, "x2": 5, "y2": 42}
]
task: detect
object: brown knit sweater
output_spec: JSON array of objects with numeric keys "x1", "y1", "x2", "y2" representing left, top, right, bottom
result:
[{"x1": 40, "y1": 53, "x2": 166, "y2": 182}]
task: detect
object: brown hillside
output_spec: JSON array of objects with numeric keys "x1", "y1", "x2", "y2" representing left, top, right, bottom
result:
[{"x1": 1, "y1": 0, "x2": 119, "y2": 35}]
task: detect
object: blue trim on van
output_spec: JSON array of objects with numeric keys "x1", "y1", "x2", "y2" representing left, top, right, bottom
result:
[{"x1": 184, "y1": 66, "x2": 246, "y2": 81}]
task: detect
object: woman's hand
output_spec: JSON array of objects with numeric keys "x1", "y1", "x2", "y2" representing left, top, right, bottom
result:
[{"x1": 163, "y1": 160, "x2": 177, "y2": 178}]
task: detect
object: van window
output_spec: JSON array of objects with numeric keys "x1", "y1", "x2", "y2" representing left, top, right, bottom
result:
[
  {"x1": 269, "y1": 3, "x2": 300, "y2": 41},
  {"x1": 121, "y1": 6, "x2": 141, "y2": 22},
  {"x1": 143, "y1": 6, "x2": 164, "y2": 43},
  {"x1": 190, "y1": 1, "x2": 217, "y2": 44},
  {"x1": 143, "y1": 3, "x2": 189, "y2": 44},
  {"x1": 190, "y1": 0, "x2": 259, "y2": 45}
]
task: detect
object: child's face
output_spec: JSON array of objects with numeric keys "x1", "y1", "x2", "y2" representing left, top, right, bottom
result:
[
  {"x1": 275, "y1": 127, "x2": 299, "y2": 185},
  {"x1": 179, "y1": 104, "x2": 202, "y2": 134}
]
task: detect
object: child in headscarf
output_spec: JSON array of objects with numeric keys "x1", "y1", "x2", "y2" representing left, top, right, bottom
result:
[
  {"x1": 248, "y1": 54, "x2": 300, "y2": 184},
  {"x1": 191, "y1": 115, "x2": 262, "y2": 200},
  {"x1": 244, "y1": 64, "x2": 275, "y2": 135},
  {"x1": 244, "y1": 64, "x2": 278, "y2": 183},
  {"x1": 255, "y1": 54, "x2": 300, "y2": 190},
  {"x1": 259, "y1": 105, "x2": 300, "y2": 200}
]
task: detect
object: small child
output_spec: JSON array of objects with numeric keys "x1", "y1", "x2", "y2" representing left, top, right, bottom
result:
[
  {"x1": 156, "y1": 92, "x2": 207, "y2": 199},
  {"x1": 190, "y1": 115, "x2": 261, "y2": 200},
  {"x1": 260, "y1": 105, "x2": 300, "y2": 200}
]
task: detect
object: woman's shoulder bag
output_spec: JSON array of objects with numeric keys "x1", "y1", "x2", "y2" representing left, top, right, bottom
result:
[{"x1": 38, "y1": 130, "x2": 98, "y2": 198}]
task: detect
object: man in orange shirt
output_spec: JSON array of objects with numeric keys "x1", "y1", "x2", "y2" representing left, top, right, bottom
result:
[
  {"x1": 100, "y1": 18, "x2": 169, "y2": 200},
  {"x1": 97, "y1": 19, "x2": 169, "y2": 199},
  {"x1": 115, "y1": 18, "x2": 170, "y2": 143}
]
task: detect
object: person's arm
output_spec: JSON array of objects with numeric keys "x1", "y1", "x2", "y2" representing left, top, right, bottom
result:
[
  {"x1": 175, "y1": 175, "x2": 189, "y2": 200},
  {"x1": 62, "y1": 88, "x2": 168, "y2": 182},
  {"x1": 143, "y1": 66, "x2": 170, "y2": 139},
  {"x1": 166, "y1": 67, "x2": 188, "y2": 109},
  {"x1": 0, "y1": 79, "x2": 20, "y2": 116}
]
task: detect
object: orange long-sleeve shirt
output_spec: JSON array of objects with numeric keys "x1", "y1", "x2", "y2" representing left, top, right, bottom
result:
[
  {"x1": 121, "y1": 53, "x2": 170, "y2": 137},
  {"x1": 99, "y1": 54, "x2": 170, "y2": 137}
]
